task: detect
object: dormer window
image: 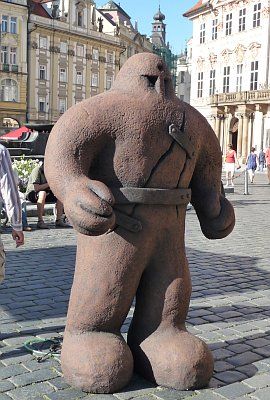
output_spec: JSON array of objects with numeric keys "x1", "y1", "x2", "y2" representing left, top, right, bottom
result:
[{"x1": 77, "y1": 11, "x2": 83, "y2": 27}]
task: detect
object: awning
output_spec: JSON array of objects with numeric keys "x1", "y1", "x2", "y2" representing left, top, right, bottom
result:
[{"x1": 0, "y1": 126, "x2": 31, "y2": 140}]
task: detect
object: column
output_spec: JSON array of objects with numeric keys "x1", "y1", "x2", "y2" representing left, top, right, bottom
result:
[
  {"x1": 237, "y1": 114, "x2": 243, "y2": 158},
  {"x1": 241, "y1": 113, "x2": 249, "y2": 162},
  {"x1": 215, "y1": 116, "x2": 221, "y2": 141}
]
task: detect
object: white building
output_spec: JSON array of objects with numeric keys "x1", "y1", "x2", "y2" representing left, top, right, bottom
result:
[{"x1": 184, "y1": 0, "x2": 270, "y2": 161}]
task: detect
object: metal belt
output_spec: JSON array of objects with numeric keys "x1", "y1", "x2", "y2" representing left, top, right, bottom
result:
[
  {"x1": 111, "y1": 187, "x2": 192, "y2": 233},
  {"x1": 111, "y1": 187, "x2": 191, "y2": 206}
]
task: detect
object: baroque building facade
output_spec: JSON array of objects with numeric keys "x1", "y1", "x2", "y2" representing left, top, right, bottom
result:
[
  {"x1": 27, "y1": 0, "x2": 124, "y2": 125},
  {"x1": 97, "y1": 1, "x2": 153, "y2": 67},
  {"x1": 184, "y1": 0, "x2": 270, "y2": 161},
  {"x1": 0, "y1": 0, "x2": 28, "y2": 134}
]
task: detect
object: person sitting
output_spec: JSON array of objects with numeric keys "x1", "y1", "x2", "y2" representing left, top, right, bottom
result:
[{"x1": 25, "y1": 162, "x2": 68, "y2": 229}]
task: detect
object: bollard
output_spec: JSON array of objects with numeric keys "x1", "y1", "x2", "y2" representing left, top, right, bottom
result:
[{"x1": 244, "y1": 168, "x2": 249, "y2": 195}]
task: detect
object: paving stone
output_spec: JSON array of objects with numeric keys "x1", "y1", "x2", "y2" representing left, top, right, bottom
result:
[
  {"x1": 0, "y1": 394, "x2": 13, "y2": 400},
  {"x1": 226, "y1": 351, "x2": 263, "y2": 366},
  {"x1": 253, "y1": 346, "x2": 270, "y2": 357},
  {"x1": 7, "y1": 382, "x2": 55, "y2": 400},
  {"x1": 0, "y1": 380, "x2": 15, "y2": 393},
  {"x1": 226, "y1": 344, "x2": 252, "y2": 354},
  {"x1": 9, "y1": 367, "x2": 59, "y2": 387},
  {"x1": 0, "y1": 365, "x2": 28, "y2": 380},
  {"x1": 214, "y1": 370, "x2": 247, "y2": 384},
  {"x1": 84, "y1": 396, "x2": 118, "y2": 400},
  {"x1": 243, "y1": 373, "x2": 270, "y2": 389},
  {"x1": 152, "y1": 389, "x2": 192, "y2": 399},
  {"x1": 48, "y1": 376, "x2": 70, "y2": 390},
  {"x1": 214, "y1": 361, "x2": 234, "y2": 373},
  {"x1": 45, "y1": 388, "x2": 88, "y2": 399},
  {"x1": 212, "y1": 348, "x2": 235, "y2": 361},
  {"x1": 188, "y1": 392, "x2": 224, "y2": 399},
  {"x1": 251, "y1": 387, "x2": 270, "y2": 400},
  {"x1": 214, "y1": 382, "x2": 255, "y2": 398}
]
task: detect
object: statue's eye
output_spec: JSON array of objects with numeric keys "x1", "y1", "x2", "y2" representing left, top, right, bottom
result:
[{"x1": 142, "y1": 75, "x2": 158, "y2": 88}]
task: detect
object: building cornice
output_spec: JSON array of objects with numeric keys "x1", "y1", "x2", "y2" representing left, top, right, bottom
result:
[{"x1": 29, "y1": 15, "x2": 124, "y2": 49}]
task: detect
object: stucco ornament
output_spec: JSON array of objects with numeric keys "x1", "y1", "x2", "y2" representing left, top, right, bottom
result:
[
  {"x1": 45, "y1": 53, "x2": 235, "y2": 394},
  {"x1": 234, "y1": 44, "x2": 246, "y2": 64}
]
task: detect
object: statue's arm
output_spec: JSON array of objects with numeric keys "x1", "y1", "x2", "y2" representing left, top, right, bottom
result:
[
  {"x1": 189, "y1": 111, "x2": 235, "y2": 239},
  {"x1": 44, "y1": 103, "x2": 115, "y2": 236}
]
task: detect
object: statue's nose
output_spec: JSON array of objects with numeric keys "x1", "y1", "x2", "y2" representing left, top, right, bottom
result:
[{"x1": 155, "y1": 72, "x2": 165, "y2": 96}]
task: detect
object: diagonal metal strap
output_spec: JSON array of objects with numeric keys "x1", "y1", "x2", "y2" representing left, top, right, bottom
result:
[{"x1": 168, "y1": 123, "x2": 195, "y2": 159}]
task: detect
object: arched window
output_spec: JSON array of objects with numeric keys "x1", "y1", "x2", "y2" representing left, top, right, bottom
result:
[
  {"x1": 1, "y1": 79, "x2": 18, "y2": 102},
  {"x1": 77, "y1": 11, "x2": 83, "y2": 27}
]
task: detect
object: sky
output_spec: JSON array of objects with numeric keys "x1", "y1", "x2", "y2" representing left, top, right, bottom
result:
[{"x1": 96, "y1": 1, "x2": 196, "y2": 55}]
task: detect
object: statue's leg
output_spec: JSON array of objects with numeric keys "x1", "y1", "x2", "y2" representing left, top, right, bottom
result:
[
  {"x1": 127, "y1": 227, "x2": 213, "y2": 391},
  {"x1": 61, "y1": 229, "x2": 149, "y2": 394}
]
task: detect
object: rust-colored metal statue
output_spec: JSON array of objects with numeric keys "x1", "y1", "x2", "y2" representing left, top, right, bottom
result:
[{"x1": 45, "y1": 53, "x2": 235, "y2": 394}]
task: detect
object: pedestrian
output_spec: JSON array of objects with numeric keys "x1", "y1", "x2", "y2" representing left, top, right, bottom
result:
[
  {"x1": 265, "y1": 145, "x2": 270, "y2": 184},
  {"x1": 25, "y1": 161, "x2": 68, "y2": 229},
  {"x1": 258, "y1": 149, "x2": 265, "y2": 172},
  {"x1": 0, "y1": 144, "x2": 24, "y2": 283},
  {"x1": 224, "y1": 144, "x2": 240, "y2": 187},
  {"x1": 246, "y1": 147, "x2": 258, "y2": 184}
]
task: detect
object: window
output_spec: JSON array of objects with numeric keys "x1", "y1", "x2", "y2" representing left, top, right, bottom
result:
[
  {"x1": 1, "y1": 46, "x2": 8, "y2": 64},
  {"x1": 250, "y1": 61, "x2": 258, "y2": 90},
  {"x1": 199, "y1": 23, "x2": 205, "y2": 44},
  {"x1": 60, "y1": 42, "x2": 67, "y2": 53},
  {"x1": 10, "y1": 17, "x2": 17, "y2": 34},
  {"x1": 180, "y1": 71, "x2": 185, "y2": 84},
  {"x1": 76, "y1": 45, "x2": 84, "y2": 57},
  {"x1": 225, "y1": 13, "x2": 232, "y2": 35},
  {"x1": 107, "y1": 52, "x2": 114, "y2": 64},
  {"x1": 59, "y1": 98, "x2": 66, "y2": 114},
  {"x1": 236, "y1": 64, "x2": 243, "y2": 92},
  {"x1": 1, "y1": 79, "x2": 18, "y2": 102},
  {"x1": 76, "y1": 71, "x2": 82, "y2": 85},
  {"x1": 212, "y1": 19, "x2": 218, "y2": 40},
  {"x1": 60, "y1": 68, "x2": 67, "y2": 82},
  {"x1": 106, "y1": 75, "x2": 113, "y2": 90},
  {"x1": 1, "y1": 16, "x2": 8, "y2": 33},
  {"x1": 77, "y1": 11, "x2": 83, "y2": 27},
  {"x1": 92, "y1": 49, "x2": 99, "y2": 61},
  {"x1": 39, "y1": 65, "x2": 46, "y2": 80},
  {"x1": 209, "y1": 70, "x2": 216, "y2": 95},
  {"x1": 223, "y1": 66, "x2": 230, "y2": 93},
  {"x1": 253, "y1": 3, "x2": 261, "y2": 28},
  {"x1": 10, "y1": 47, "x2": 17, "y2": 65},
  {"x1": 197, "y1": 72, "x2": 203, "y2": 98},
  {"x1": 39, "y1": 37, "x2": 47, "y2": 49},
  {"x1": 91, "y1": 72, "x2": 99, "y2": 87},
  {"x1": 239, "y1": 8, "x2": 246, "y2": 32},
  {"x1": 39, "y1": 97, "x2": 45, "y2": 112}
]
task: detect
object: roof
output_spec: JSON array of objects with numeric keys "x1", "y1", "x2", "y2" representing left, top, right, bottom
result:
[
  {"x1": 100, "y1": 1, "x2": 131, "y2": 20},
  {"x1": 183, "y1": 0, "x2": 208, "y2": 17},
  {"x1": 29, "y1": 0, "x2": 52, "y2": 18}
]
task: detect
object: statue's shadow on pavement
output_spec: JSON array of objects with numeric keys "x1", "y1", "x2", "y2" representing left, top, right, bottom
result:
[{"x1": 1, "y1": 245, "x2": 270, "y2": 392}]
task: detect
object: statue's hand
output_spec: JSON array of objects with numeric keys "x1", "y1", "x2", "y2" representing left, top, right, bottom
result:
[
  {"x1": 196, "y1": 195, "x2": 235, "y2": 240},
  {"x1": 64, "y1": 178, "x2": 115, "y2": 236}
]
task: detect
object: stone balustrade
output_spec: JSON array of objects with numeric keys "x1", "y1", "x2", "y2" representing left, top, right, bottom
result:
[{"x1": 209, "y1": 89, "x2": 270, "y2": 105}]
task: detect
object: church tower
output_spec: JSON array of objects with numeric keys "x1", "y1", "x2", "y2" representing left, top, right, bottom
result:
[{"x1": 151, "y1": 6, "x2": 166, "y2": 48}]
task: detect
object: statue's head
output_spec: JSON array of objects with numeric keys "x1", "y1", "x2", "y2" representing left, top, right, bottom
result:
[{"x1": 112, "y1": 53, "x2": 175, "y2": 99}]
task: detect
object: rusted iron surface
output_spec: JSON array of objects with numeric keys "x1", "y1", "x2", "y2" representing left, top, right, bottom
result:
[{"x1": 45, "y1": 53, "x2": 235, "y2": 393}]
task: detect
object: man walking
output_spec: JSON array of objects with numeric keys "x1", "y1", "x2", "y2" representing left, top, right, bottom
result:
[
  {"x1": 265, "y1": 146, "x2": 270, "y2": 184},
  {"x1": 0, "y1": 144, "x2": 24, "y2": 282}
]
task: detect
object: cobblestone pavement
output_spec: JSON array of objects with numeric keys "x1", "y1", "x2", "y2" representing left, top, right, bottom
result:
[{"x1": 0, "y1": 172, "x2": 269, "y2": 400}]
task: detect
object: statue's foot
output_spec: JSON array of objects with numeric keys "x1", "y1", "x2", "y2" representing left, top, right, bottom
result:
[
  {"x1": 61, "y1": 331, "x2": 133, "y2": 393},
  {"x1": 129, "y1": 327, "x2": 213, "y2": 390}
]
